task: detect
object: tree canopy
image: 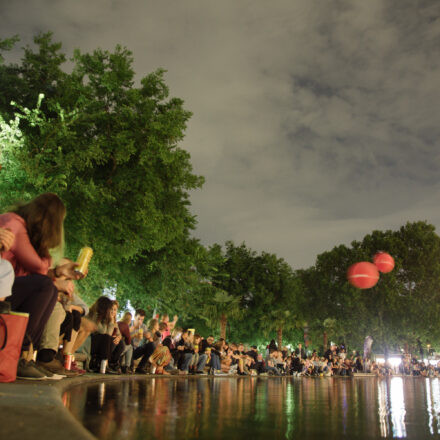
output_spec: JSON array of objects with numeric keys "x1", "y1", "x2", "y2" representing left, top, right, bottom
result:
[{"x1": 1, "y1": 33, "x2": 440, "y2": 354}]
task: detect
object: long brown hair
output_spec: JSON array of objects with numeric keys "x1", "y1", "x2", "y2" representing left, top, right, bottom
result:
[
  {"x1": 89, "y1": 296, "x2": 113, "y2": 325},
  {"x1": 13, "y1": 193, "x2": 66, "y2": 259}
]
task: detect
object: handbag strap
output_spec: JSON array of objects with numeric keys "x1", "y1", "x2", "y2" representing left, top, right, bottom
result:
[{"x1": 0, "y1": 315, "x2": 7, "y2": 351}]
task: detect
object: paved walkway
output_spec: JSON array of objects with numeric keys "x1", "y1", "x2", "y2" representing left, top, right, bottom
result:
[{"x1": 0, "y1": 374, "x2": 125, "y2": 440}]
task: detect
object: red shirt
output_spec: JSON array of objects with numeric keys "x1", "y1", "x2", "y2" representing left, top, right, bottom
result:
[
  {"x1": 0, "y1": 212, "x2": 51, "y2": 277},
  {"x1": 118, "y1": 321, "x2": 131, "y2": 345}
]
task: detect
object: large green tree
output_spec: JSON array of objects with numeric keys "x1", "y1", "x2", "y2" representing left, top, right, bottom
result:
[
  {"x1": 299, "y1": 221, "x2": 440, "y2": 354},
  {"x1": 0, "y1": 33, "x2": 204, "y2": 304}
]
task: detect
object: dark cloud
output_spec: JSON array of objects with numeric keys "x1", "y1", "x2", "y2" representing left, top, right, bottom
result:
[{"x1": 1, "y1": 0, "x2": 440, "y2": 268}]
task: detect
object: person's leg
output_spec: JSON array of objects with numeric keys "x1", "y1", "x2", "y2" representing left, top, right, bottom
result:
[
  {"x1": 121, "y1": 344, "x2": 133, "y2": 371},
  {"x1": 10, "y1": 274, "x2": 58, "y2": 349},
  {"x1": 91, "y1": 334, "x2": 112, "y2": 362},
  {"x1": 63, "y1": 310, "x2": 82, "y2": 354},
  {"x1": 37, "y1": 302, "x2": 66, "y2": 362},
  {"x1": 72, "y1": 317, "x2": 97, "y2": 353},
  {"x1": 211, "y1": 353, "x2": 221, "y2": 371},
  {"x1": 60, "y1": 311, "x2": 74, "y2": 344},
  {"x1": 110, "y1": 339, "x2": 125, "y2": 367},
  {"x1": 196, "y1": 354, "x2": 208, "y2": 372},
  {"x1": 136, "y1": 345, "x2": 154, "y2": 370},
  {"x1": 180, "y1": 353, "x2": 193, "y2": 372},
  {"x1": 0, "y1": 259, "x2": 14, "y2": 300}
]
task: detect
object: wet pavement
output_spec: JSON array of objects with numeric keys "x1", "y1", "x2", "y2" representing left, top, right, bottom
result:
[{"x1": 63, "y1": 376, "x2": 440, "y2": 439}]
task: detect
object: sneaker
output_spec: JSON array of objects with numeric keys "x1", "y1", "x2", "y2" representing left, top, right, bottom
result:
[
  {"x1": 178, "y1": 370, "x2": 188, "y2": 375},
  {"x1": 195, "y1": 371, "x2": 207, "y2": 375},
  {"x1": 16, "y1": 359, "x2": 47, "y2": 380},
  {"x1": 37, "y1": 358, "x2": 79, "y2": 377},
  {"x1": 30, "y1": 361, "x2": 64, "y2": 380},
  {"x1": 135, "y1": 367, "x2": 148, "y2": 374},
  {"x1": 70, "y1": 360, "x2": 86, "y2": 375},
  {"x1": 213, "y1": 370, "x2": 227, "y2": 376},
  {"x1": 105, "y1": 366, "x2": 120, "y2": 375}
]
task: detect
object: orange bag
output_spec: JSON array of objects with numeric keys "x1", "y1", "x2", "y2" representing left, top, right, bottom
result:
[{"x1": 0, "y1": 312, "x2": 29, "y2": 382}]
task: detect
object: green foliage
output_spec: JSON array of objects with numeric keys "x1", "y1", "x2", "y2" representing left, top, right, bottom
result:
[
  {"x1": 2, "y1": 33, "x2": 440, "y2": 354},
  {"x1": 298, "y1": 221, "x2": 440, "y2": 354},
  {"x1": 0, "y1": 32, "x2": 204, "y2": 305}
]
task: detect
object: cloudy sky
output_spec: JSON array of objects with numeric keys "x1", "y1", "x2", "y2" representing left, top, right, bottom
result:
[{"x1": 2, "y1": 0, "x2": 440, "y2": 268}]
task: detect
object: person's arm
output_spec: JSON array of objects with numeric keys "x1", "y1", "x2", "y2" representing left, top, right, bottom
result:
[
  {"x1": 71, "y1": 293, "x2": 89, "y2": 316},
  {"x1": 9, "y1": 223, "x2": 50, "y2": 274},
  {"x1": 0, "y1": 228, "x2": 15, "y2": 252}
]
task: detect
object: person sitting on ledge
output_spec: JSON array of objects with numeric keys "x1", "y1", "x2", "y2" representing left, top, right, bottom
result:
[
  {"x1": 0, "y1": 228, "x2": 15, "y2": 300},
  {"x1": 0, "y1": 193, "x2": 83, "y2": 380}
]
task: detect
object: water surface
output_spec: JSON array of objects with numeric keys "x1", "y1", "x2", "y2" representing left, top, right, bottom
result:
[{"x1": 64, "y1": 377, "x2": 440, "y2": 439}]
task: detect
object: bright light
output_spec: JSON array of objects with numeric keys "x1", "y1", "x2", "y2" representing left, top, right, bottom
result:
[{"x1": 376, "y1": 357, "x2": 402, "y2": 367}]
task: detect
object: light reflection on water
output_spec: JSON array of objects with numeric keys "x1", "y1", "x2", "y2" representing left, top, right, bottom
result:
[{"x1": 64, "y1": 377, "x2": 440, "y2": 440}]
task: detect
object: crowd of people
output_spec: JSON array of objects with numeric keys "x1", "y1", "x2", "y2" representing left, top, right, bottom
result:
[{"x1": 1, "y1": 192, "x2": 439, "y2": 381}]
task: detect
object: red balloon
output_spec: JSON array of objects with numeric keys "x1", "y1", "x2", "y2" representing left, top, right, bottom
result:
[
  {"x1": 373, "y1": 252, "x2": 395, "y2": 273},
  {"x1": 347, "y1": 262, "x2": 380, "y2": 289}
]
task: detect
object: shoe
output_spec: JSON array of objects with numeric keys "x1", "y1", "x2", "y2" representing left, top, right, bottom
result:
[
  {"x1": 259, "y1": 373, "x2": 268, "y2": 377},
  {"x1": 178, "y1": 370, "x2": 188, "y2": 375},
  {"x1": 37, "y1": 358, "x2": 79, "y2": 377},
  {"x1": 195, "y1": 371, "x2": 207, "y2": 375},
  {"x1": 121, "y1": 366, "x2": 128, "y2": 374},
  {"x1": 16, "y1": 359, "x2": 47, "y2": 380},
  {"x1": 30, "y1": 361, "x2": 64, "y2": 380},
  {"x1": 135, "y1": 367, "x2": 147, "y2": 374},
  {"x1": 213, "y1": 370, "x2": 227, "y2": 376},
  {"x1": 70, "y1": 360, "x2": 86, "y2": 375},
  {"x1": 105, "y1": 366, "x2": 120, "y2": 375}
]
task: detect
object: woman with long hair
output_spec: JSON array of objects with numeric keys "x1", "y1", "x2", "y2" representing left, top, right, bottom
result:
[
  {"x1": 118, "y1": 312, "x2": 134, "y2": 374},
  {"x1": 0, "y1": 193, "x2": 82, "y2": 379},
  {"x1": 87, "y1": 297, "x2": 122, "y2": 374}
]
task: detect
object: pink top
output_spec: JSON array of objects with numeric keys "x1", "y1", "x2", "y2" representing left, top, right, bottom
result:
[{"x1": 0, "y1": 212, "x2": 51, "y2": 277}]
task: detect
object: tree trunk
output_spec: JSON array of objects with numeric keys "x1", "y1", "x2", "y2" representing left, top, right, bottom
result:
[
  {"x1": 277, "y1": 327, "x2": 283, "y2": 350},
  {"x1": 323, "y1": 331, "x2": 328, "y2": 352},
  {"x1": 303, "y1": 322, "x2": 310, "y2": 348},
  {"x1": 220, "y1": 314, "x2": 227, "y2": 340}
]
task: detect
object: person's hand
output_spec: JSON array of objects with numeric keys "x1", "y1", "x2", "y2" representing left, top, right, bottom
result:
[
  {"x1": 177, "y1": 345, "x2": 184, "y2": 351},
  {"x1": 54, "y1": 279, "x2": 75, "y2": 298},
  {"x1": 173, "y1": 315, "x2": 178, "y2": 322},
  {"x1": 113, "y1": 336, "x2": 121, "y2": 345},
  {"x1": 0, "y1": 228, "x2": 15, "y2": 252},
  {"x1": 55, "y1": 261, "x2": 84, "y2": 280}
]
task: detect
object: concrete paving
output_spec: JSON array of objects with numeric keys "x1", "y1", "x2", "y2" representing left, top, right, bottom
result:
[{"x1": 0, "y1": 374, "x2": 130, "y2": 440}]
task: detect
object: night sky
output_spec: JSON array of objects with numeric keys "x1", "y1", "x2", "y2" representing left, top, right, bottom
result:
[{"x1": 2, "y1": 0, "x2": 440, "y2": 268}]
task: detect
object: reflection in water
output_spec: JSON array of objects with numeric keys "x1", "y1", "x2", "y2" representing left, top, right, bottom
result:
[
  {"x1": 378, "y1": 380, "x2": 390, "y2": 437},
  {"x1": 390, "y1": 378, "x2": 406, "y2": 438},
  {"x1": 426, "y1": 378, "x2": 440, "y2": 435},
  {"x1": 64, "y1": 377, "x2": 440, "y2": 440}
]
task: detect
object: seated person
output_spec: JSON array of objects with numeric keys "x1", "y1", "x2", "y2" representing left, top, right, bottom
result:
[
  {"x1": 86, "y1": 296, "x2": 120, "y2": 374},
  {"x1": 0, "y1": 228, "x2": 15, "y2": 300},
  {"x1": 36, "y1": 273, "x2": 87, "y2": 376},
  {"x1": 253, "y1": 353, "x2": 268, "y2": 375},
  {"x1": 189, "y1": 334, "x2": 208, "y2": 374},
  {"x1": 0, "y1": 194, "x2": 82, "y2": 379},
  {"x1": 135, "y1": 331, "x2": 162, "y2": 374},
  {"x1": 149, "y1": 341, "x2": 172, "y2": 375},
  {"x1": 118, "y1": 312, "x2": 133, "y2": 374},
  {"x1": 175, "y1": 329, "x2": 195, "y2": 374},
  {"x1": 159, "y1": 314, "x2": 178, "y2": 339}
]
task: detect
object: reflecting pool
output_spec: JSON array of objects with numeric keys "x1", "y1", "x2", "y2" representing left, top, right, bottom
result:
[{"x1": 64, "y1": 377, "x2": 440, "y2": 439}]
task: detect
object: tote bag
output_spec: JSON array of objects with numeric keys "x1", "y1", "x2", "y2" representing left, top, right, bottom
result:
[{"x1": 0, "y1": 312, "x2": 29, "y2": 382}]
